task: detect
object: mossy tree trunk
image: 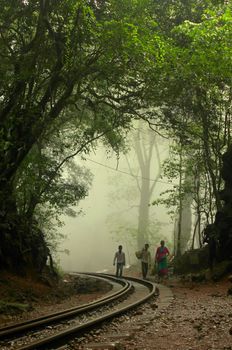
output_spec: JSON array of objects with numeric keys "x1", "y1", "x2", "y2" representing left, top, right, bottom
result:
[{"x1": 214, "y1": 145, "x2": 232, "y2": 260}]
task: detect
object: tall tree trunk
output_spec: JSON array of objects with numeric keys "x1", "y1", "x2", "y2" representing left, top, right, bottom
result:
[
  {"x1": 180, "y1": 192, "x2": 193, "y2": 252},
  {"x1": 0, "y1": 178, "x2": 49, "y2": 273},
  {"x1": 137, "y1": 168, "x2": 151, "y2": 247},
  {"x1": 134, "y1": 126, "x2": 161, "y2": 249},
  {"x1": 176, "y1": 144, "x2": 183, "y2": 256},
  {"x1": 201, "y1": 111, "x2": 222, "y2": 212},
  {"x1": 214, "y1": 145, "x2": 232, "y2": 259}
]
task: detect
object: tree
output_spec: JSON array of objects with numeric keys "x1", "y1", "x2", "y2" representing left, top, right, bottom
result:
[
  {"x1": 170, "y1": 7, "x2": 232, "y2": 256},
  {"x1": 152, "y1": 140, "x2": 194, "y2": 255},
  {"x1": 1, "y1": 0, "x2": 231, "y2": 271},
  {"x1": 132, "y1": 125, "x2": 162, "y2": 248},
  {"x1": 0, "y1": 0, "x2": 164, "y2": 272},
  {"x1": 107, "y1": 121, "x2": 166, "y2": 255}
]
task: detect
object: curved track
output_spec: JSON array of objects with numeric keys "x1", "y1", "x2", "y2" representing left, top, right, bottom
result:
[{"x1": 0, "y1": 273, "x2": 156, "y2": 350}]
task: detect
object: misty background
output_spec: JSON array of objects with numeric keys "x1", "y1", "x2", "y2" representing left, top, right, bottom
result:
[{"x1": 59, "y1": 126, "x2": 175, "y2": 273}]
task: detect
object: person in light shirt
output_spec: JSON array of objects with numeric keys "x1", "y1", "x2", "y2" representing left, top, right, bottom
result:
[{"x1": 113, "y1": 245, "x2": 126, "y2": 277}]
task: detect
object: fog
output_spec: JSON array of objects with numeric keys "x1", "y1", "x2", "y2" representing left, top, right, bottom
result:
[{"x1": 59, "y1": 135, "x2": 174, "y2": 273}]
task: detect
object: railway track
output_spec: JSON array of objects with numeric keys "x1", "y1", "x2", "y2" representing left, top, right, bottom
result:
[{"x1": 0, "y1": 273, "x2": 157, "y2": 350}]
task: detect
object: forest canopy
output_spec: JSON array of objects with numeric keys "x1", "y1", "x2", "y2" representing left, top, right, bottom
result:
[{"x1": 0, "y1": 0, "x2": 231, "y2": 272}]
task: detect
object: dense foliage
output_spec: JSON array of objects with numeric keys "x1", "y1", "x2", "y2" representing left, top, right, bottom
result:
[
  {"x1": 0, "y1": 0, "x2": 231, "y2": 272},
  {"x1": 151, "y1": 4, "x2": 232, "y2": 256},
  {"x1": 0, "y1": 0, "x2": 164, "y2": 272}
]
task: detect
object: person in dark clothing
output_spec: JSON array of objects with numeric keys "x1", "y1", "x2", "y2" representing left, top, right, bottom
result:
[{"x1": 141, "y1": 243, "x2": 151, "y2": 279}]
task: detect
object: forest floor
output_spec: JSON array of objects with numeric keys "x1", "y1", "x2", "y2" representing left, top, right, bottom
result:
[
  {"x1": 121, "y1": 275, "x2": 232, "y2": 350},
  {"x1": 0, "y1": 270, "x2": 231, "y2": 349},
  {"x1": 0, "y1": 271, "x2": 111, "y2": 326}
]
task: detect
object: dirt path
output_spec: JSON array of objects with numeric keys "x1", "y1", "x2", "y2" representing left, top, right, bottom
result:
[
  {"x1": 1, "y1": 273, "x2": 232, "y2": 349},
  {"x1": 124, "y1": 277, "x2": 232, "y2": 350}
]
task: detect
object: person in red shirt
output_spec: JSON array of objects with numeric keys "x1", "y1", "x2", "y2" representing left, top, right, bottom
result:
[{"x1": 155, "y1": 240, "x2": 170, "y2": 280}]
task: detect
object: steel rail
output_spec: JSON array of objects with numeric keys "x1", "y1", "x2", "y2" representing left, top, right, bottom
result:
[
  {"x1": 15, "y1": 275, "x2": 156, "y2": 350},
  {"x1": 0, "y1": 273, "x2": 131, "y2": 340}
]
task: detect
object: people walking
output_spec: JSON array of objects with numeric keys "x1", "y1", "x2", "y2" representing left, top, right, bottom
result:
[
  {"x1": 113, "y1": 245, "x2": 126, "y2": 277},
  {"x1": 155, "y1": 240, "x2": 170, "y2": 281},
  {"x1": 141, "y1": 243, "x2": 151, "y2": 279}
]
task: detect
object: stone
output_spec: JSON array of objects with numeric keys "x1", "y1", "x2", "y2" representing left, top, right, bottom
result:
[
  {"x1": 83, "y1": 342, "x2": 124, "y2": 350},
  {"x1": 106, "y1": 332, "x2": 133, "y2": 340}
]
